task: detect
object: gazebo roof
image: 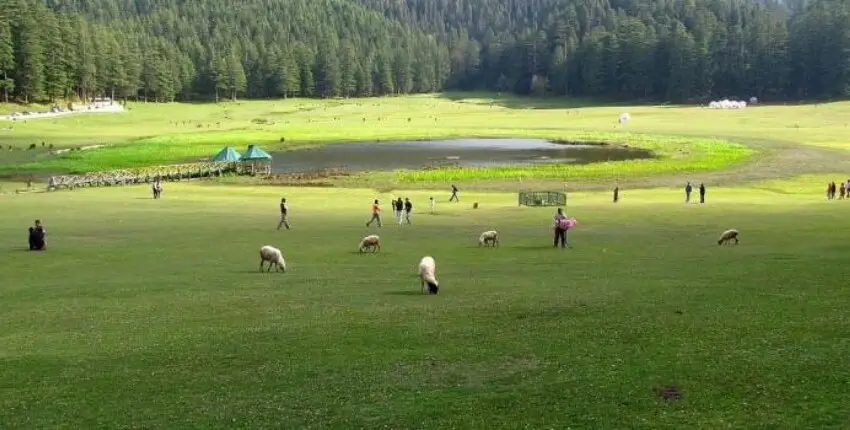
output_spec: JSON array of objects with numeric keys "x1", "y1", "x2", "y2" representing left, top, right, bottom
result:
[
  {"x1": 242, "y1": 144, "x2": 272, "y2": 160},
  {"x1": 212, "y1": 146, "x2": 242, "y2": 162}
]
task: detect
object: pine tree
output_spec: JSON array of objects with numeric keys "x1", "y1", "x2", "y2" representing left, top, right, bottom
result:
[
  {"x1": 393, "y1": 46, "x2": 413, "y2": 94},
  {"x1": 314, "y1": 37, "x2": 340, "y2": 98},
  {"x1": 226, "y1": 46, "x2": 247, "y2": 100},
  {"x1": 118, "y1": 36, "x2": 142, "y2": 100},
  {"x1": 74, "y1": 16, "x2": 96, "y2": 101},
  {"x1": 13, "y1": 7, "x2": 46, "y2": 103},
  {"x1": 338, "y1": 40, "x2": 357, "y2": 97},
  {"x1": 0, "y1": 7, "x2": 15, "y2": 102}
]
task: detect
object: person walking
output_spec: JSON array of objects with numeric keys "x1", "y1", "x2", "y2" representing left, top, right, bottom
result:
[
  {"x1": 277, "y1": 198, "x2": 290, "y2": 230},
  {"x1": 395, "y1": 197, "x2": 404, "y2": 224},
  {"x1": 699, "y1": 183, "x2": 706, "y2": 204},
  {"x1": 366, "y1": 199, "x2": 382, "y2": 228},
  {"x1": 685, "y1": 181, "x2": 693, "y2": 203},
  {"x1": 403, "y1": 198, "x2": 413, "y2": 225},
  {"x1": 429, "y1": 196, "x2": 435, "y2": 214},
  {"x1": 449, "y1": 184, "x2": 459, "y2": 202}
]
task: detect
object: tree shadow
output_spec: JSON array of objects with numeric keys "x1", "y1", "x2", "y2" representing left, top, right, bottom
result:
[
  {"x1": 438, "y1": 92, "x2": 651, "y2": 110},
  {"x1": 439, "y1": 92, "x2": 846, "y2": 110}
]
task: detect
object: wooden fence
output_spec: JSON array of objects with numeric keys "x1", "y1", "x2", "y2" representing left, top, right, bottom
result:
[{"x1": 47, "y1": 162, "x2": 241, "y2": 191}]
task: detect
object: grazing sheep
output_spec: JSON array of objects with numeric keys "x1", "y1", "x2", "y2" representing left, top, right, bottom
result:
[
  {"x1": 259, "y1": 245, "x2": 286, "y2": 272},
  {"x1": 418, "y1": 256, "x2": 439, "y2": 294},
  {"x1": 478, "y1": 230, "x2": 499, "y2": 247},
  {"x1": 359, "y1": 234, "x2": 381, "y2": 253},
  {"x1": 717, "y1": 229, "x2": 739, "y2": 246},
  {"x1": 618, "y1": 112, "x2": 631, "y2": 124}
]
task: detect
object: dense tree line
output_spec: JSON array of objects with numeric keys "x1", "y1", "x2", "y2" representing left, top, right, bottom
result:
[{"x1": 0, "y1": 0, "x2": 848, "y2": 103}]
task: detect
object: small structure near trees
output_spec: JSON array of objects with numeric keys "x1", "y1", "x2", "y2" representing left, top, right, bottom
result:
[{"x1": 518, "y1": 191, "x2": 567, "y2": 207}]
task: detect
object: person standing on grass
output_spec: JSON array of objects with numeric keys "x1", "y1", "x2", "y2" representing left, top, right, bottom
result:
[
  {"x1": 403, "y1": 198, "x2": 413, "y2": 225},
  {"x1": 277, "y1": 198, "x2": 290, "y2": 230},
  {"x1": 429, "y1": 196, "x2": 435, "y2": 214},
  {"x1": 613, "y1": 185, "x2": 619, "y2": 203},
  {"x1": 391, "y1": 198, "x2": 398, "y2": 221},
  {"x1": 699, "y1": 183, "x2": 706, "y2": 204},
  {"x1": 366, "y1": 199, "x2": 382, "y2": 228},
  {"x1": 841, "y1": 182, "x2": 847, "y2": 200},
  {"x1": 553, "y1": 208, "x2": 571, "y2": 249},
  {"x1": 450, "y1": 184, "x2": 459, "y2": 202},
  {"x1": 152, "y1": 178, "x2": 162, "y2": 199},
  {"x1": 395, "y1": 197, "x2": 404, "y2": 223},
  {"x1": 685, "y1": 182, "x2": 692, "y2": 203}
]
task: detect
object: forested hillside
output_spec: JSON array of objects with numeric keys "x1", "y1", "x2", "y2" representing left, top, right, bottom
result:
[{"x1": 0, "y1": 0, "x2": 848, "y2": 103}]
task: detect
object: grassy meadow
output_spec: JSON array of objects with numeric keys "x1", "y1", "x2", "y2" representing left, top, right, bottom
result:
[
  {"x1": 3, "y1": 93, "x2": 850, "y2": 188},
  {"x1": 2, "y1": 181, "x2": 850, "y2": 428},
  {"x1": 2, "y1": 93, "x2": 850, "y2": 427}
]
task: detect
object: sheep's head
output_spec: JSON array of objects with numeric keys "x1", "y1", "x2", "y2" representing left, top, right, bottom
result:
[{"x1": 427, "y1": 281, "x2": 439, "y2": 294}]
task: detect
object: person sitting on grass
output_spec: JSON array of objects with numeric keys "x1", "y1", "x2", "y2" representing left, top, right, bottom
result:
[{"x1": 28, "y1": 219, "x2": 46, "y2": 251}]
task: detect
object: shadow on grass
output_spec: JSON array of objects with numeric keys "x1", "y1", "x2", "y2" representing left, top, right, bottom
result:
[
  {"x1": 511, "y1": 244, "x2": 564, "y2": 250},
  {"x1": 384, "y1": 290, "x2": 425, "y2": 296}
]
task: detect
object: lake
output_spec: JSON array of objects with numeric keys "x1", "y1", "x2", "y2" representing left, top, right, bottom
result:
[{"x1": 269, "y1": 138, "x2": 652, "y2": 173}]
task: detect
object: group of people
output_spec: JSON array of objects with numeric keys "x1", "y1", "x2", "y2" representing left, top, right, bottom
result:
[
  {"x1": 367, "y1": 197, "x2": 419, "y2": 227},
  {"x1": 685, "y1": 181, "x2": 707, "y2": 203},
  {"x1": 27, "y1": 220, "x2": 46, "y2": 251},
  {"x1": 825, "y1": 180, "x2": 850, "y2": 200}
]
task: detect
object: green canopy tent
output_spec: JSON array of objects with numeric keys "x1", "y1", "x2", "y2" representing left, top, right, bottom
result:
[
  {"x1": 240, "y1": 144, "x2": 273, "y2": 175},
  {"x1": 212, "y1": 146, "x2": 242, "y2": 162}
]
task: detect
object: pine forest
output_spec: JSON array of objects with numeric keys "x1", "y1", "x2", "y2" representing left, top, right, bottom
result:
[{"x1": 0, "y1": 0, "x2": 847, "y2": 103}]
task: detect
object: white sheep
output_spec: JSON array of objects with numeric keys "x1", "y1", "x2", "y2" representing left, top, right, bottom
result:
[
  {"x1": 418, "y1": 256, "x2": 439, "y2": 294},
  {"x1": 618, "y1": 112, "x2": 630, "y2": 124},
  {"x1": 259, "y1": 245, "x2": 286, "y2": 272},
  {"x1": 478, "y1": 230, "x2": 499, "y2": 247},
  {"x1": 717, "y1": 229, "x2": 739, "y2": 246},
  {"x1": 359, "y1": 234, "x2": 381, "y2": 253}
]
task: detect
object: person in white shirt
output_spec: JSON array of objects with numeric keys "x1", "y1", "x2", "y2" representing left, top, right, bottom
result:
[{"x1": 277, "y1": 198, "x2": 290, "y2": 230}]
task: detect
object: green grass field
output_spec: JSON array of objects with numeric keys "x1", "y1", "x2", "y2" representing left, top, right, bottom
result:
[
  {"x1": 2, "y1": 93, "x2": 850, "y2": 427},
  {"x1": 2, "y1": 181, "x2": 850, "y2": 428},
  {"x1": 3, "y1": 93, "x2": 849, "y2": 189}
]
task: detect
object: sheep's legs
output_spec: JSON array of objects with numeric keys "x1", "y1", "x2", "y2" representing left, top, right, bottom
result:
[
  {"x1": 259, "y1": 260, "x2": 265, "y2": 272},
  {"x1": 267, "y1": 262, "x2": 273, "y2": 272}
]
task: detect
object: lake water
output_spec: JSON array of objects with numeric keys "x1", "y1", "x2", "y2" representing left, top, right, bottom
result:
[{"x1": 269, "y1": 138, "x2": 652, "y2": 173}]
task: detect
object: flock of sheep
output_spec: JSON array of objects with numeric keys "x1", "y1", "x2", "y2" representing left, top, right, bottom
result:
[
  {"x1": 259, "y1": 225, "x2": 736, "y2": 293},
  {"x1": 257, "y1": 230, "x2": 501, "y2": 295},
  {"x1": 707, "y1": 97, "x2": 757, "y2": 109}
]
